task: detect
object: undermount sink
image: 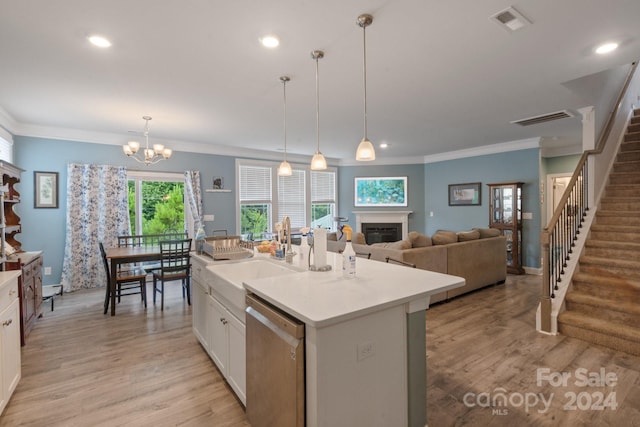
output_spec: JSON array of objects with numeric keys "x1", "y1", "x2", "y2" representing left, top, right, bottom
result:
[{"x1": 206, "y1": 259, "x2": 299, "y2": 317}]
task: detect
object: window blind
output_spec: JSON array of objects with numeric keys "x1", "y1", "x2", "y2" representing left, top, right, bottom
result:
[
  {"x1": 311, "y1": 171, "x2": 336, "y2": 203},
  {"x1": 239, "y1": 165, "x2": 272, "y2": 202},
  {"x1": 278, "y1": 169, "x2": 306, "y2": 229}
]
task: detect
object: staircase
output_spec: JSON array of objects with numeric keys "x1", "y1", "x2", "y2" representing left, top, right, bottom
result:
[{"x1": 558, "y1": 109, "x2": 640, "y2": 356}]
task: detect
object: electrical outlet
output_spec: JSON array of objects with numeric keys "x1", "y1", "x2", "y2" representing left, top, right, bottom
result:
[
  {"x1": 522, "y1": 212, "x2": 533, "y2": 220},
  {"x1": 357, "y1": 341, "x2": 376, "y2": 361},
  {"x1": 203, "y1": 214, "x2": 215, "y2": 222},
  {"x1": 44, "y1": 266, "x2": 52, "y2": 275}
]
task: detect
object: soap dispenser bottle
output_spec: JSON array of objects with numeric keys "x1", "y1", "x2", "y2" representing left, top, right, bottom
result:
[{"x1": 342, "y1": 225, "x2": 356, "y2": 279}]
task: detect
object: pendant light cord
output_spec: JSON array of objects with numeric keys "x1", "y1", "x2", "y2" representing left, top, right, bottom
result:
[
  {"x1": 362, "y1": 24, "x2": 368, "y2": 141},
  {"x1": 283, "y1": 79, "x2": 288, "y2": 161},
  {"x1": 315, "y1": 55, "x2": 320, "y2": 153}
]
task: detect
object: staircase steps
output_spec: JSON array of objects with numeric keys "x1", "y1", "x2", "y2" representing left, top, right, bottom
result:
[
  {"x1": 609, "y1": 171, "x2": 640, "y2": 185},
  {"x1": 558, "y1": 311, "x2": 640, "y2": 356},
  {"x1": 605, "y1": 184, "x2": 640, "y2": 197},
  {"x1": 558, "y1": 109, "x2": 640, "y2": 356},
  {"x1": 584, "y1": 239, "x2": 640, "y2": 259},
  {"x1": 593, "y1": 211, "x2": 640, "y2": 226},
  {"x1": 599, "y1": 196, "x2": 640, "y2": 210},
  {"x1": 591, "y1": 223, "x2": 640, "y2": 237}
]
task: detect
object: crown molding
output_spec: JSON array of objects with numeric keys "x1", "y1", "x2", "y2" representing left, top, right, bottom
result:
[{"x1": 422, "y1": 138, "x2": 541, "y2": 164}]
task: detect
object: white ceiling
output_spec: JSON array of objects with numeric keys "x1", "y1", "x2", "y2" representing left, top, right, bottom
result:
[{"x1": 1, "y1": 0, "x2": 639, "y2": 165}]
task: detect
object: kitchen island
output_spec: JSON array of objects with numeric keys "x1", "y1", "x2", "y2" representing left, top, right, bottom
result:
[
  {"x1": 193, "y1": 248, "x2": 464, "y2": 427},
  {"x1": 245, "y1": 250, "x2": 464, "y2": 427}
]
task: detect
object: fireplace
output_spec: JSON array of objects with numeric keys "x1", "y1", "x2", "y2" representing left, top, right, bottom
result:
[
  {"x1": 353, "y1": 211, "x2": 412, "y2": 241},
  {"x1": 362, "y1": 223, "x2": 402, "y2": 244}
]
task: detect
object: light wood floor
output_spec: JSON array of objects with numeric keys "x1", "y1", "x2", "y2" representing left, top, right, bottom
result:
[{"x1": 1, "y1": 275, "x2": 638, "y2": 426}]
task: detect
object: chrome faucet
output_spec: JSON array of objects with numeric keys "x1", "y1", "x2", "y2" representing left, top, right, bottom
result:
[{"x1": 282, "y1": 216, "x2": 292, "y2": 254}]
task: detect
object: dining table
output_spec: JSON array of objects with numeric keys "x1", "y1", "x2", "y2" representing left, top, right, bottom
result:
[{"x1": 105, "y1": 245, "x2": 161, "y2": 316}]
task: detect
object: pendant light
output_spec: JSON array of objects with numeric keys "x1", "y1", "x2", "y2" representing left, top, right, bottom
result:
[
  {"x1": 277, "y1": 76, "x2": 293, "y2": 176},
  {"x1": 310, "y1": 50, "x2": 327, "y2": 170},
  {"x1": 355, "y1": 13, "x2": 376, "y2": 161}
]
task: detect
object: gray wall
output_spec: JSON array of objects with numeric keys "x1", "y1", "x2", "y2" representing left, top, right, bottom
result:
[{"x1": 423, "y1": 148, "x2": 542, "y2": 268}]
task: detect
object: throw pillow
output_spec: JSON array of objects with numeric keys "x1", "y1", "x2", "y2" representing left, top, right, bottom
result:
[
  {"x1": 408, "y1": 231, "x2": 432, "y2": 248},
  {"x1": 327, "y1": 232, "x2": 338, "y2": 241},
  {"x1": 457, "y1": 230, "x2": 480, "y2": 242},
  {"x1": 431, "y1": 230, "x2": 458, "y2": 245},
  {"x1": 473, "y1": 227, "x2": 501, "y2": 238}
]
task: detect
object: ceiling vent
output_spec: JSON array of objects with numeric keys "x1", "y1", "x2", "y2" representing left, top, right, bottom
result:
[
  {"x1": 511, "y1": 110, "x2": 574, "y2": 126},
  {"x1": 490, "y1": 6, "x2": 531, "y2": 32}
]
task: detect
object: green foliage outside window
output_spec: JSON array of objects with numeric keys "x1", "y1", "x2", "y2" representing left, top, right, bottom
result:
[
  {"x1": 128, "y1": 181, "x2": 184, "y2": 235},
  {"x1": 241, "y1": 205, "x2": 269, "y2": 240}
]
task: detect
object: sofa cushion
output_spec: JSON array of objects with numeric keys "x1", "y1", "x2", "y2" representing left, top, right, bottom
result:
[
  {"x1": 408, "y1": 231, "x2": 432, "y2": 248},
  {"x1": 432, "y1": 230, "x2": 458, "y2": 245},
  {"x1": 457, "y1": 230, "x2": 480, "y2": 242},
  {"x1": 353, "y1": 232, "x2": 366, "y2": 245},
  {"x1": 371, "y1": 240, "x2": 412, "y2": 250},
  {"x1": 473, "y1": 227, "x2": 501, "y2": 239}
]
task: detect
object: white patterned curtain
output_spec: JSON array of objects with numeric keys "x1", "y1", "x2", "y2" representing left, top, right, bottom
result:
[
  {"x1": 60, "y1": 164, "x2": 131, "y2": 291},
  {"x1": 184, "y1": 170, "x2": 203, "y2": 238}
]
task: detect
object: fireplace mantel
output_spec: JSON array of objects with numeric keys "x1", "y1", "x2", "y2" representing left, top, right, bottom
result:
[{"x1": 353, "y1": 211, "x2": 412, "y2": 240}]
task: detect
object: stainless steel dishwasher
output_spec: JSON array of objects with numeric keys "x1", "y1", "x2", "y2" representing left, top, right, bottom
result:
[{"x1": 245, "y1": 293, "x2": 305, "y2": 427}]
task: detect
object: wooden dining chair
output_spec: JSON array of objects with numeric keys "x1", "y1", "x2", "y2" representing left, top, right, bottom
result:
[
  {"x1": 151, "y1": 238, "x2": 192, "y2": 310},
  {"x1": 99, "y1": 242, "x2": 147, "y2": 315},
  {"x1": 118, "y1": 232, "x2": 188, "y2": 278}
]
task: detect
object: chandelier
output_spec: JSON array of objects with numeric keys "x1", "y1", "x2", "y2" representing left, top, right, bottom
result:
[{"x1": 122, "y1": 116, "x2": 172, "y2": 165}]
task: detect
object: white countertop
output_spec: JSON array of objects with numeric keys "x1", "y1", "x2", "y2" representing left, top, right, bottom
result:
[{"x1": 243, "y1": 249, "x2": 464, "y2": 328}]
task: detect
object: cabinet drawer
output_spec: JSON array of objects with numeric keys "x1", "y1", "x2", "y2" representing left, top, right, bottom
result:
[{"x1": 0, "y1": 278, "x2": 18, "y2": 313}]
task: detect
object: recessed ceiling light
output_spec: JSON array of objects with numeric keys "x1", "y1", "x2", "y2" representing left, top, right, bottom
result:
[
  {"x1": 260, "y1": 35, "x2": 279, "y2": 48},
  {"x1": 88, "y1": 35, "x2": 112, "y2": 48},
  {"x1": 595, "y1": 42, "x2": 618, "y2": 54},
  {"x1": 379, "y1": 143, "x2": 389, "y2": 149}
]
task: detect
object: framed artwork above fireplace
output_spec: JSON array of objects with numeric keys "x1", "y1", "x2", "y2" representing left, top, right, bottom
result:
[{"x1": 355, "y1": 176, "x2": 407, "y2": 207}]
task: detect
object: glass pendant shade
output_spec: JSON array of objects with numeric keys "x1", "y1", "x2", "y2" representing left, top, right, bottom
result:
[
  {"x1": 278, "y1": 160, "x2": 292, "y2": 176},
  {"x1": 311, "y1": 152, "x2": 327, "y2": 170},
  {"x1": 356, "y1": 138, "x2": 376, "y2": 161}
]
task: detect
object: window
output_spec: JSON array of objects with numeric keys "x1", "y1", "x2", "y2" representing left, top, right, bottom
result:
[
  {"x1": 237, "y1": 160, "x2": 337, "y2": 239},
  {"x1": 0, "y1": 129, "x2": 13, "y2": 163},
  {"x1": 239, "y1": 164, "x2": 272, "y2": 241},
  {"x1": 127, "y1": 171, "x2": 186, "y2": 235},
  {"x1": 311, "y1": 171, "x2": 336, "y2": 230}
]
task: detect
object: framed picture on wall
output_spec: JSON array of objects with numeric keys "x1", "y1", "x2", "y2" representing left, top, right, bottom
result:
[
  {"x1": 34, "y1": 171, "x2": 59, "y2": 209},
  {"x1": 448, "y1": 182, "x2": 481, "y2": 206},
  {"x1": 354, "y1": 176, "x2": 408, "y2": 207}
]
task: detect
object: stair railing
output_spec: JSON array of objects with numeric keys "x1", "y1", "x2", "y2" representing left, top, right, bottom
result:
[{"x1": 540, "y1": 61, "x2": 638, "y2": 333}]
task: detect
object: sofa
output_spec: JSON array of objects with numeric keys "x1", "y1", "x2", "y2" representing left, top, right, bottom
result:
[{"x1": 326, "y1": 228, "x2": 507, "y2": 304}]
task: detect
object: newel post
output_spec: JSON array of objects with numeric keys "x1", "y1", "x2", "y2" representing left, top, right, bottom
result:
[{"x1": 540, "y1": 228, "x2": 552, "y2": 333}]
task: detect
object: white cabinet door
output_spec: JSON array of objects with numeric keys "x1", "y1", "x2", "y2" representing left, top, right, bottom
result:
[
  {"x1": 226, "y1": 311, "x2": 246, "y2": 405},
  {"x1": 0, "y1": 299, "x2": 20, "y2": 414},
  {"x1": 208, "y1": 293, "x2": 228, "y2": 374},
  {"x1": 192, "y1": 279, "x2": 209, "y2": 349}
]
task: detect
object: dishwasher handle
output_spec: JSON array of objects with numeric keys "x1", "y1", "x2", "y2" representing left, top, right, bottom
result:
[{"x1": 246, "y1": 294, "x2": 305, "y2": 342}]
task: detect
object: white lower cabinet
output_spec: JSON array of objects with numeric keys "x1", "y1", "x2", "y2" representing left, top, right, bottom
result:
[
  {"x1": 207, "y1": 293, "x2": 246, "y2": 405},
  {"x1": 192, "y1": 279, "x2": 209, "y2": 348},
  {"x1": 192, "y1": 262, "x2": 246, "y2": 406},
  {"x1": 0, "y1": 272, "x2": 21, "y2": 415}
]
